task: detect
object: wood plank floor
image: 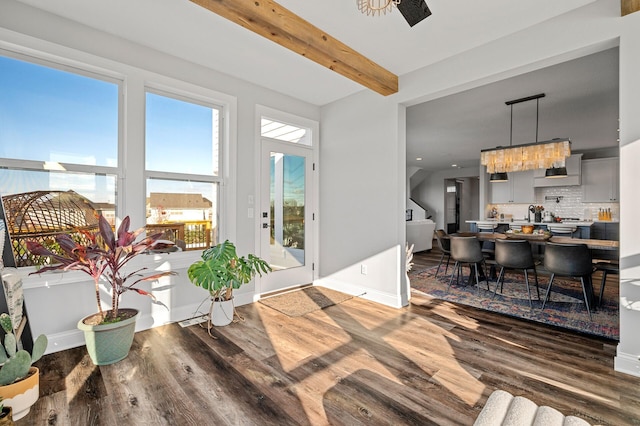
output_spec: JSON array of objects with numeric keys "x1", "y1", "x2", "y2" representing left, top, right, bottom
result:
[{"x1": 23, "y1": 246, "x2": 635, "y2": 425}]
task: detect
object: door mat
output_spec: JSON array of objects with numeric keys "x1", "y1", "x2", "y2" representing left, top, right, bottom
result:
[
  {"x1": 409, "y1": 266, "x2": 619, "y2": 340},
  {"x1": 259, "y1": 286, "x2": 354, "y2": 317}
]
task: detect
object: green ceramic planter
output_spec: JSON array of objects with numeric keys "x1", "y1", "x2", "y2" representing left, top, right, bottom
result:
[{"x1": 77, "y1": 309, "x2": 139, "y2": 365}]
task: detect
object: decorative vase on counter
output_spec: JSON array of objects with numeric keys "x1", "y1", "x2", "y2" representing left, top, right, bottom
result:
[{"x1": 534, "y1": 212, "x2": 542, "y2": 223}]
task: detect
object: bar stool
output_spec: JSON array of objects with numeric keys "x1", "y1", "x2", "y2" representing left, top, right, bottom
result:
[
  {"x1": 434, "y1": 229, "x2": 451, "y2": 278},
  {"x1": 542, "y1": 242, "x2": 595, "y2": 319},
  {"x1": 547, "y1": 224, "x2": 578, "y2": 238},
  {"x1": 476, "y1": 221, "x2": 498, "y2": 277},
  {"x1": 493, "y1": 239, "x2": 540, "y2": 309},
  {"x1": 593, "y1": 261, "x2": 619, "y2": 306},
  {"x1": 447, "y1": 236, "x2": 489, "y2": 293}
]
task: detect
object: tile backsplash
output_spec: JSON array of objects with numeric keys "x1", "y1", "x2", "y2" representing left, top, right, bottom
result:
[{"x1": 488, "y1": 186, "x2": 618, "y2": 221}]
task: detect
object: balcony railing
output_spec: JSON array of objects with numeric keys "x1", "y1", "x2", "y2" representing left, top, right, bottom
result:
[
  {"x1": 9, "y1": 220, "x2": 215, "y2": 267},
  {"x1": 146, "y1": 221, "x2": 214, "y2": 251}
]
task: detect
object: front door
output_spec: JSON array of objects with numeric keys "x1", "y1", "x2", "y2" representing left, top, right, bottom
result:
[{"x1": 259, "y1": 139, "x2": 314, "y2": 294}]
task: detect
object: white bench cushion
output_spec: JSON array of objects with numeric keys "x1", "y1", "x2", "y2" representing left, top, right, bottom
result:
[{"x1": 474, "y1": 390, "x2": 591, "y2": 426}]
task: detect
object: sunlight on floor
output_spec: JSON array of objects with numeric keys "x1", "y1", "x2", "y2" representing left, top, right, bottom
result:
[
  {"x1": 256, "y1": 299, "x2": 488, "y2": 421},
  {"x1": 518, "y1": 370, "x2": 617, "y2": 405}
]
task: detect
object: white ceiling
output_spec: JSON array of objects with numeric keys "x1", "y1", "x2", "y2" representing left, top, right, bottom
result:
[
  {"x1": 406, "y1": 47, "x2": 620, "y2": 172},
  {"x1": 14, "y1": 0, "x2": 615, "y2": 173},
  {"x1": 16, "y1": 0, "x2": 597, "y2": 106}
]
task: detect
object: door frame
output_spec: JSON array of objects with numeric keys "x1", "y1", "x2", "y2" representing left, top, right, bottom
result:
[{"x1": 254, "y1": 105, "x2": 319, "y2": 298}]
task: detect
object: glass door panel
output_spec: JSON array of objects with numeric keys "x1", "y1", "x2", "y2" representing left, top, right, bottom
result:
[{"x1": 260, "y1": 140, "x2": 313, "y2": 294}]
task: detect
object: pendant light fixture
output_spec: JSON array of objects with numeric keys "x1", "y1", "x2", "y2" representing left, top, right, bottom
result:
[
  {"x1": 545, "y1": 166, "x2": 568, "y2": 178},
  {"x1": 356, "y1": 0, "x2": 400, "y2": 16},
  {"x1": 481, "y1": 93, "x2": 571, "y2": 177},
  {"x1": 489, "y1": 95, "x2": 517, "y2": 183},
  {"x1": 489, "y1": 172, "x2": 509, "y2": 182}
]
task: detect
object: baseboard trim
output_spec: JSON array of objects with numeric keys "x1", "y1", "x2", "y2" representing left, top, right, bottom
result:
[
  {"x1": 615, "y1": 349, "x2": 640, "y2": 378},
  {"x1": 314, "y1": 277, "x2": 402, "y2": 308}
]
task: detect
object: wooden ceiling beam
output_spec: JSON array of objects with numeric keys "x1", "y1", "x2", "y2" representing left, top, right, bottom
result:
[
  {"x1": 190, "y1": 0, "x2": 398, "y2": 96},
  {"x1": 622, "y1": 0, "x2": 640, "y2": 16}
]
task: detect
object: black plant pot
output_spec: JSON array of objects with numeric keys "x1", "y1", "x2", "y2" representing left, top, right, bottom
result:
[{"x1": 534, "y1": 212, "x2": 542, "y2": 223}]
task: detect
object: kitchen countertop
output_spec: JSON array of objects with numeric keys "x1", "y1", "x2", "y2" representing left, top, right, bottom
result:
[{"x1": 466, "y1": 219, "x2": 595, "y2": 227}]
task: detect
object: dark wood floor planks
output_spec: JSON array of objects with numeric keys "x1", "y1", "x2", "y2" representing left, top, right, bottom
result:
[{"x1": 22, "y1": 244, "x2": 637, "y2": 425}]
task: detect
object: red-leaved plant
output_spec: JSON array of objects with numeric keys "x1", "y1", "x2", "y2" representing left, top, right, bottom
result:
[{"x1": 26, "y1": 215, "x2": 176, "y2": 323}]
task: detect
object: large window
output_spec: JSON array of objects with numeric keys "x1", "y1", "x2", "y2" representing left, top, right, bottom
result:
[
  {"x1": 0, "y1": 52, "x2": 226, "y2": 267},
  {"x1": 145, "y1": 90, "x2": 222, "y2": 250},
  {"x1": 0, "y1": 53, "x2": 119, "y2": 266}
]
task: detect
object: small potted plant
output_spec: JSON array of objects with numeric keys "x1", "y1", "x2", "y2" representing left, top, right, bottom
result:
[
  {"x1": 0, "y1": 313, "x2": 47, "y2": 422},
  {"x1": 26, "y1": 215, "x2": 176, "y2": 365},
  {"x1": 187, "y1": 240, "x2": 271, "y2": 327}
]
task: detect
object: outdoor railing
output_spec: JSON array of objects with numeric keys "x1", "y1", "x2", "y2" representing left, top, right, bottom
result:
[
  {"x1": 146, "y1": 220, "x2": 213, "y2": 251},
  {"x1": 9, "y1": 220, "x2": 215, "y2": 267}
]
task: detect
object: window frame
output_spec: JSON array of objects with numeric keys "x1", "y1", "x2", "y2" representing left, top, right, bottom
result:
[
  {"x1": 144, "y1": 85, "x2": 225, "y2": 248},
  {"x1": 0, "y1": 44, "x2": 237, "y2": 278}
]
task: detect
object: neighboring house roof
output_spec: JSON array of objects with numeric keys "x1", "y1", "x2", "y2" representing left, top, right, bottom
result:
[{"x1": 148, "y1": 193, "x2": 212, "y2": 209}]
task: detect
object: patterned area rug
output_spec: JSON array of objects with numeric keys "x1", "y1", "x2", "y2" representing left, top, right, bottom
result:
[
  {"x1": 259, "y1": 286, "x2": 354, "y2": 317},
  {"x1": 409, "y1": 266, "x2": 619, "y2": 340}
]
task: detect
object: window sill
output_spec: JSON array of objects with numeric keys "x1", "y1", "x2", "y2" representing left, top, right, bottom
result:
[{"x1": 19, "y1": 249, "x2": 200, "y2": 290}]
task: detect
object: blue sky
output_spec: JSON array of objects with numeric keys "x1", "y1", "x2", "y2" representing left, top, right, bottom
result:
[
  {"x1": 0, "y1": 55, "x2": 118, "y2": 166},
  {"x1": 0, "y1": 55, "x2": 217, "y2": 203}
]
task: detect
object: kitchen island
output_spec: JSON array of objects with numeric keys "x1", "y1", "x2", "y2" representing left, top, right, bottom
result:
[{"x1": 466, "y1": 219, "x2": 595, "y2": 238}]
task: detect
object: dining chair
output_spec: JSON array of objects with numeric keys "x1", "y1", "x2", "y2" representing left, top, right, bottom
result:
[
  {"x1": 493, "y1": 239, "x2": 540, "y2": 309},
  {"x1": 434, "y1": 229, "x2": 451, "y2": 278},
  {"x1": 541, "y1": 242, "x2": 595, "y2": 319},
  {"x1": 447, "y1": 236, "x2": 489, "y2": 293},
  {"x1": 593, "y1": 261, "x2": 619, "y2": 307}
]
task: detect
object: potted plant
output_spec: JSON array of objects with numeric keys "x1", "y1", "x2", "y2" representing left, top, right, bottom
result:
[
  {"x1": 0, "y1": 313, "x2": 47, "y2": 422},
  {"x1": 187, "y1": 240, "x2": 271, "y2": 327},
  {"x1": 26, "y1": 215, "x2": 175, "y2": 365},
  {"x1": 0, "y1": 397, "x2": 12, "y2": 426}
]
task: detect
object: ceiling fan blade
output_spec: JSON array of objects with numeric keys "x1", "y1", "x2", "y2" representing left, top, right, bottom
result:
[{"x1": 396, "y1": 0, "x2": 432, "y2": 27}]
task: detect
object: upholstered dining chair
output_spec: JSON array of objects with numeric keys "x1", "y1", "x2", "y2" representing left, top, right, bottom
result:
[
  {"x1": 434, "y1": 229, "x2": 451, "y2": 278},
  {"x1": 493, "y1": 239, "x2": 540, "y2": 309},
  {"x1": 593, "y1": 261, "x2": 619, "y2": 307},
  {"x1": 542, "y1": 242, "x2": 595, "y2": 319},
  {"x1": 447, "y1": 236, "x2": 489, "y2": 294}
]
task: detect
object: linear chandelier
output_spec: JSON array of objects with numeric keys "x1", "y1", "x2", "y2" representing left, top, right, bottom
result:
[
  {"x1": 481, "y1": 93, "x2": 571, "y2": 175},
  {"x1": 356, "y1": 0, "x2": 400, "y2": 16},
  {"x1": 481, "y1": 139, "x2": 571, "y2": 174}
]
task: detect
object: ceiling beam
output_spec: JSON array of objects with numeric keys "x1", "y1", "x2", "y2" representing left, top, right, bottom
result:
[
  {"x1": 622, "y1": 0, "x2": 640, "y2": 15},
  {"x1": 190, "y1": 0, "x2": 398, "y2": 96}
]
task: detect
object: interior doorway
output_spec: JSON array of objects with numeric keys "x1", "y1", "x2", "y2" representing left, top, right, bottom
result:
[{"x1": 444, "y1": 177, "x2": 479, "y2": 233}]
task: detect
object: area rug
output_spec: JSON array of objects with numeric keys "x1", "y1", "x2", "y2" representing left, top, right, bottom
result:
[
  {"x1": 409, "y1": 266, "x2": 619, "y2": 340},
  {"x1": 259, "y1": 286, "x2": 354, "y2": 317}
]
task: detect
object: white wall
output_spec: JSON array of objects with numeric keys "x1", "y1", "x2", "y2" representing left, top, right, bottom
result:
[
  {"x1": 0, "y1": 0, "x2": 320, "y2": 353},
  {"x1": 615, "y1": 10, "x2": 640, "y2": 376},
  {"x1": 317, "y1": 91, "x2": 408, "y2": 307}
]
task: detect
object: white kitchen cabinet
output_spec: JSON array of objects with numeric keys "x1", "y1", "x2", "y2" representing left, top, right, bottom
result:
[
  {"x1": 533, "y1": 153, "x2": 582, "y2": 187},
  {"x1": 581, "y1": 158, "x2": 619, "y2": 202},
  {"x1": 490, "y1": 170, "x2": 535, "y2": 203}
]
